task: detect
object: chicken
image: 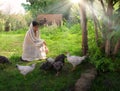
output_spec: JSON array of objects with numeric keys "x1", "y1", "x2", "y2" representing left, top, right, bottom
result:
[
  {"x1": 40, "y1": 61, "x2": 53, "y2": 72},
  {"x1": 16, "y1": 64, "x2": 36, "y2": 79},
  {"x1": 66, "y1": 53, "x2": 87, "y2": 71},
  {"x1": 53, "y1": 61, "x2": 64, "y2": 76},
  {"x1": 40, "y1": 57, "x2": 54, "y2": 72},
  {"x1": 54, "y1": 54, "x2": 66, "y2": 63},
  {"x1": 40, "y1": 54, "x2": 66, "y2": 76},
  {"x1": 53, "y1": 54, "x2": 66, "y2": 76},
  {"x1": 46, "y1": 57, "x2": 55, "y2": 63},
  {"x1": 0, "y1": 56, "x2": 11, "y2": 64}
]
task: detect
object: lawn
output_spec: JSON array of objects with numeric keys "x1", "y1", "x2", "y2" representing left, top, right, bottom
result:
[
  {"x1": 0, "y1": 25, "x2": 83, "y2": 91},
  {"x1": 0, "y1": 25, "x2": 120, "y2": 91}
]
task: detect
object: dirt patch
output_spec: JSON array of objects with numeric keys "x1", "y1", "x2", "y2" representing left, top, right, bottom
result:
[{"x1": 74, "y1": 64, "x2": 97, "y2": 91}]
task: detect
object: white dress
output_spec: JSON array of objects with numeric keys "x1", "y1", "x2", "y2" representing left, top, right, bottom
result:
[{"x1": 22, "y1": 23, "x2": 47, "y2": 61}]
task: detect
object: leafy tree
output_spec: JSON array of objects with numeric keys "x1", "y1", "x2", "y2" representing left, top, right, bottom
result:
[
  {"x1": 24, "y1": 0, "x2": 120, "y2": 56},
  {"x1": 99, "y1": 0, "x2": 120, "y2": 56},
  {"x1": 23, "y1": 0, "x2": 72, "y2": 19}
]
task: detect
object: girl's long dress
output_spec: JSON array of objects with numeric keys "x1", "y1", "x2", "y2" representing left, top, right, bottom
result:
[{"x1": 22, "y1": 23, "x2": 46, "y2": 61}]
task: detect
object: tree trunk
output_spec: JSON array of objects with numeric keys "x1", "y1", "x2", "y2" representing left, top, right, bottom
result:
[
  {"x1": 5, "y1": 21, "x2": 10, "y2": 32},
  {"x1": 113, "y1": 39, "x2": 120, "y2": 55},
  {"x1": 105, "y1": 39, "x2": 111, "y2": 56},
  {"x1": 105, "y1": 0, "x2": 113, "y2": 56},
  {"x1": 79, "y1": 0, "x2": 88, "y2": 55}
]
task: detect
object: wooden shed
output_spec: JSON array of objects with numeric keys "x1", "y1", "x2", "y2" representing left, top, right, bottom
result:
[{"x1": 37, "y1": 14, "x2": 63, "y2": 26}]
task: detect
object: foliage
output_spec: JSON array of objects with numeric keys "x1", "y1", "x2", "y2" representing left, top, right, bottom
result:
[
  {"x1": 0, "y1": 24, "x2": 120, "y2": 90},
  {"x1": 86, "y1": 21, "x2": 117, "y2": 72},
  {"x1": 23, "y1": 0, "x2": 72, "y2": 19},
  {"x1": 0, "y1": 12, "x2": 32, "y2": 31},
  {"x1": 90, "y1": 72, "x2": 120, "y2": 91},
  {"x1": 0, "y1": 12, "x2": 6, "y2": 31},
  {"x1": 86, "y1": 0, "x2": 120, "y2": 56}
]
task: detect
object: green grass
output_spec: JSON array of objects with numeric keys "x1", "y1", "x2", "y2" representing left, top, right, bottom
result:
[
  {"x1": 0, "y1": 25, "x2": 83, "y2": 91},
  {"x1": 0, "y1": 24, "x2": 120, "y2": 91}
]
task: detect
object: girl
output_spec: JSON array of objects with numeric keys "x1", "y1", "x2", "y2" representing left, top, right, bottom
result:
[{"x1": 22, "y1": 21, "x2": 48, "y2": 61}]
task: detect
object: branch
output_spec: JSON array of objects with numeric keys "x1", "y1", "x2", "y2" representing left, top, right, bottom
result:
[
  {"x1": 89, "y1": 1, "x2": 102, "y2": 33},
  {"x1": 99, "y1": 0, "x2": 106, "y2": 14}
]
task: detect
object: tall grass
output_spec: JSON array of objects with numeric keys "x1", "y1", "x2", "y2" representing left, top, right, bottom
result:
[{"x1": 0, "y1": 24, "x2": 120, "y2": 91}]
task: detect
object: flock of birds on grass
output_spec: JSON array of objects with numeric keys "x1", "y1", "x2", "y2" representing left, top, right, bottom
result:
[{"x1": 0, "y1": 53, "x2": 87, "y2": 79}]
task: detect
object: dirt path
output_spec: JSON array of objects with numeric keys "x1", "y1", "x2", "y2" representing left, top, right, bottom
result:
[{"x1": 74, "y1": 64, "x2": 97, "y2": 91}]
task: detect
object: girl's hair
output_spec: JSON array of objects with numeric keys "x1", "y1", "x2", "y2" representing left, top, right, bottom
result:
[{"x1": 32, "y1": 21, "x2": 39, "y2": 26}]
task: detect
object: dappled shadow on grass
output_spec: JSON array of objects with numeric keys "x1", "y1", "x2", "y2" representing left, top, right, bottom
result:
[
  {"x1": 2, "y1": 54, "x2": 119, "y2": 91},
  {"x1": 89, "y1": 71, "x2": 120, "y2": 91},
  {"x1": 0, "y1": 60, "x2": 85, "y2": 91}
]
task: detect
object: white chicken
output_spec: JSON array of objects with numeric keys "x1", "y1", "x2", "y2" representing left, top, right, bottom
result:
[
  {"x1": 46, "y1": 57, "x2": 55, "y2": 63},
  {"x1": 16, "y1": 64, "x2": 36, "y2": 79},
  {"x1": 66, "y1": 53, "x2": 87, "y2": 71}
]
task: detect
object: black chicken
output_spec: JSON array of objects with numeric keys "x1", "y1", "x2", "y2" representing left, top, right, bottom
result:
[
  {"x1": 40, "y1": 61, "x2": 53, "y2": 72},
  {"x1": 53, "y1": 54, "x2": 66, "y2": 76},
  {"x1": 40, "y1": 54, "x2": 66, "y2": 76},
  {"x1": 0, "y1": 56, "x2": 11, "y2": 64}
]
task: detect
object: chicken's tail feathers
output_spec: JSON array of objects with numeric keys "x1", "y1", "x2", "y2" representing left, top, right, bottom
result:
[
  {"x1": 82, "y1": 55, "x2": 88, "y2": 60},
  {"x1": 46, "y1": 58, "x2": 55, "y2": 63},
  {"x1": 83, "y1": 53, "x2": 89, "y2": 59}
]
